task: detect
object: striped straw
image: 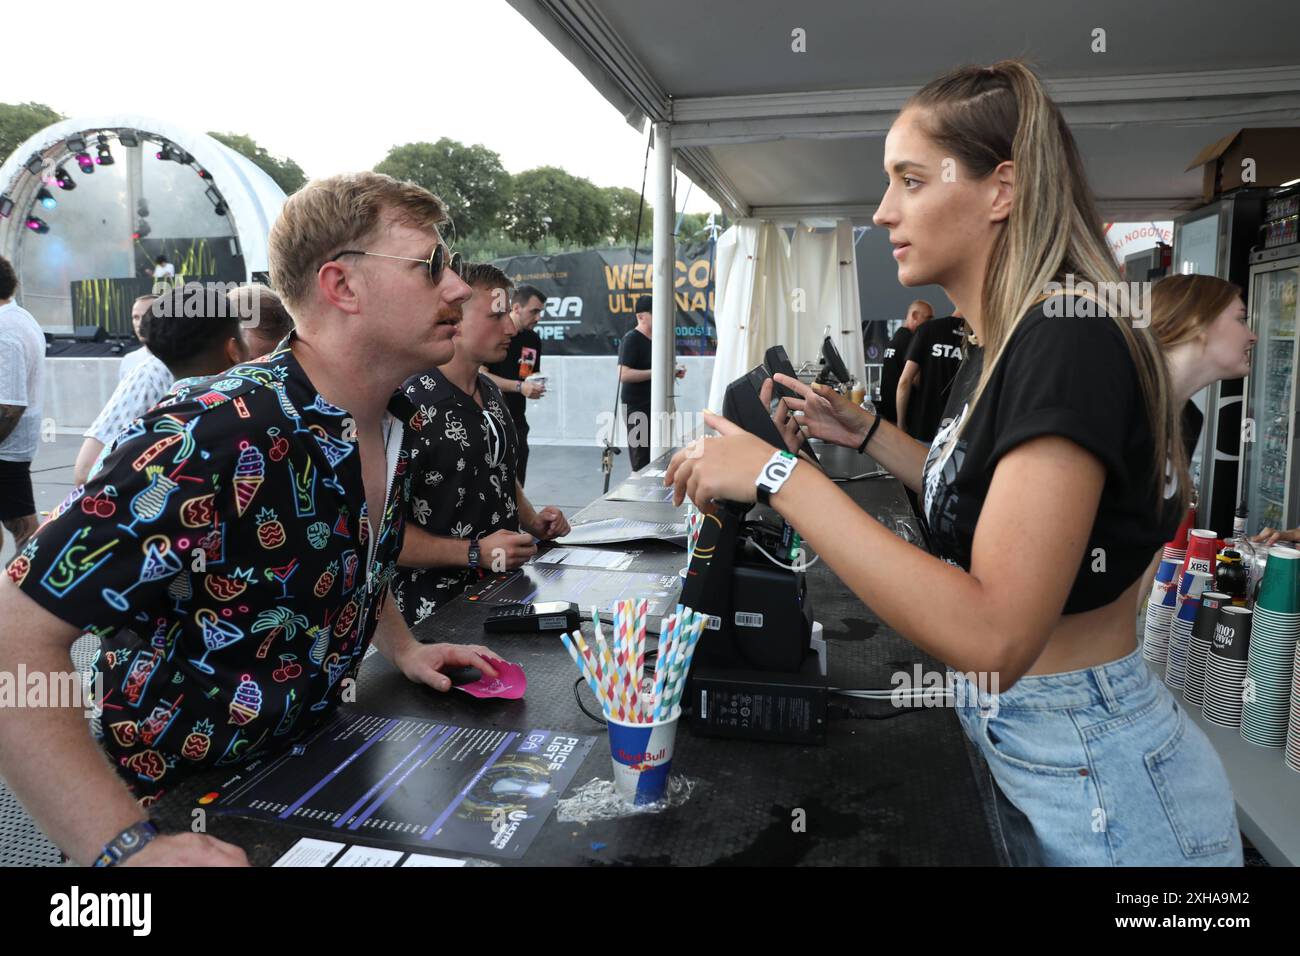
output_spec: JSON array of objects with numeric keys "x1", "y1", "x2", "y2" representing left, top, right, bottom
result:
[
  {"x1": 650, "y1": 612, "x2": 678, "y2": 721},
  {"x1": 560, "y1": 632, "x2": 608, "y2": 715},
  {"x1": 653, "y1": 608, "x2": 689, "y2": 722},
  {"x1": 663, "y1": 610, "x2": 705, "y2": 715},
  {"x1": 571, "y1": 629, "x2": 605, "y2": 698},
  {"x1": 591, "y1": 610, "x2": 624, "y2": 722},
  {"x1": 633, "y1": 598, "x2": 648, "y2": 713}
]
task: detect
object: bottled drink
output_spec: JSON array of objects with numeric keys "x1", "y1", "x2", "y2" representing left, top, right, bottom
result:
[
  {"x1": 1225, "y1": 504, "x2": 1262, "y2": 600},
  {"x1": 1214, "y1": 549, "x2": 1249, "y2": 604}
]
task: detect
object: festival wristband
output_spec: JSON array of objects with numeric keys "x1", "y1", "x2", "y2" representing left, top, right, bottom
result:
[
  {"x1": 92, "y1": 820, "x2": 159, "y2": 868},
  {"x1": 756, "y1": 450, "x2": 798, "y2": 506}
]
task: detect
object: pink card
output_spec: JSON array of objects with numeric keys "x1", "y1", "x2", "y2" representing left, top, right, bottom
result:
[{"x1": 454, "y1": 660, "x2": 527, "y2": 700}]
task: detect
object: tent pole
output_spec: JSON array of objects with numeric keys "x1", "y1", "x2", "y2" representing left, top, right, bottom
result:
[{"x1": 651, "y1": 120, "x2": 675, "y2": 460}]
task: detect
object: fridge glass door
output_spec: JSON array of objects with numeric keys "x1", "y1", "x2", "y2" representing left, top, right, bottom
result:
[{"x1": 1243, "y1": 261, "x2": 1298, "y2": 532}]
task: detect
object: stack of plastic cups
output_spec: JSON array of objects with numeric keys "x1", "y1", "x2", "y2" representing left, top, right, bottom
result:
[
  {"x1": 1288, "y1": 638, "x2": 1300, "y2": 774},
  {"x1": 1184, "y1": 592, "x2": 1228, "y2": 709},
  {"x1": 1204, "y1": 606, "x2": 1252, "y2": 729},
  {"x1": 1166, "y1": 569, "x2": 1212, "y2": 690},
  {"x1": 1241, "y1": 547, "x2": 1300, "y2": 748},
  {"x1": 1142, "y1": 557, "x2": 1182, "y2": 665},
  {"x1": 1182, "y1": 528, "x2": 1224, "y2": 578},
  {"x1": 1162, "y1": 505, "x2": 1196, "y2": 568}
]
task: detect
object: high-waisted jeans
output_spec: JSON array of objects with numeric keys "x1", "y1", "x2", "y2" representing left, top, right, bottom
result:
[{"x1": 951, "y1": 646, "x2": 1242, "y2": 866}]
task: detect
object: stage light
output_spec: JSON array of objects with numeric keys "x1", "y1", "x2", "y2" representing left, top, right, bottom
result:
[
  {"x1": 54, "y1": 167, "x2": 76, "y2": 191},
  {"x1": 118, "y1": 130, "x2": 140, "y2": 148},
  {"x1": 36, "y1": 188, "x2": 57, "y2": 209},
  {"x1": 213, "y1": 202, "x2": 227, "y2": 216},
  {"x1": 24, "y1": 153, "x2": 43, "y2": 175},
  {"x1": 66, "y1": 135, "x2": 87, "y2": 153},
  {"x1": 95, "y1": 134, "x2": 114, "y2": 166},
  {"x1": 155, "y1": 143, "x2": 173, "y2": 161},
  {"x1": 204, "y1": 186, "x2": 222, "y2": 206},
  {"x1": 76, "y1": 152, "x2": 95, "y2": 174},
  {"x1": 133, "y1": 219, "x2": 151, "y2": 239},
  {"x1": 0, "y1": 196, "x2": 13, "y2": 218},
  {"x1": 26, "y1": 216, "x2": 50, "y2": 234},
  {"x1": 136, "y1": 198, "x2": 149, "y2": 218},
  {"x1": 198, "y1": 168, "x2": 212, "y2": 180}
]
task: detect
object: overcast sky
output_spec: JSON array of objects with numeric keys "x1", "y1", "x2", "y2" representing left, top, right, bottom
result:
[{"x1": 5, "y1": 0, "x2": 717, "y2": 213}]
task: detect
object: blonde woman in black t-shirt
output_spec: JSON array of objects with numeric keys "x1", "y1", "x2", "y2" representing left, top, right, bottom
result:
[{"x1": 665, "y1": 61, "x2": 1240, "y2": 866}]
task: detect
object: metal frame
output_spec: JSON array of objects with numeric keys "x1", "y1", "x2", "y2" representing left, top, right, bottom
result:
[{"x1": 1238, "y1": 250, "x2": 1300, "y2": 532}]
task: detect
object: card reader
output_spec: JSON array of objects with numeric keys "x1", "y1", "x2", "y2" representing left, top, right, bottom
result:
[{"x1": 483, "y1": 601, "x2": 581, "y2": 633}]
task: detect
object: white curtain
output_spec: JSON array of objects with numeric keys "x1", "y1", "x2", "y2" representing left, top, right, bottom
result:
[
  {"x1": 707, "y1": 218, "x2": 863, "y2": 417},
  {"x1": 705, "y1": 220, "x2": 793, "y2": 414}
]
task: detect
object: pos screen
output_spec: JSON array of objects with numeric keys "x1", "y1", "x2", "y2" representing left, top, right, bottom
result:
[{"x1": 721, "y1": 364, "x2": 819, "y2": 464}]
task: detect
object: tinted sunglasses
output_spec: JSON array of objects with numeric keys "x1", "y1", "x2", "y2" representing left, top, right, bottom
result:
[{"x1": 321, "y1": 243, "x2": 462, "y2": 284}]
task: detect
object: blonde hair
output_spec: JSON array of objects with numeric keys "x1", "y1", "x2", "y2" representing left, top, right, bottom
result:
[
  {"x1": 906, "y1": 60, "x2": 1186, "y2": 512},
  {"x1": 268, "y1": 171, "x2": 448, "y2": 308},
  {"x1": 1150, "y1": 274, "x2": 1242, "y2": 350}
]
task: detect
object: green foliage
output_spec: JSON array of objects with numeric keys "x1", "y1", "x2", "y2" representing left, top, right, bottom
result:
[
  {"x1": 0, "y1": 102, "x2": 64, "y2": 166},
  {"x1": 506, "y1": 166, "x2": 612, "y2": 247},
  {"x1": 374, "y1": 139, "x2": 512, "y2": 241},
  {"x1": 208, "y1": 131, "x2": 308, "y2": 195}
]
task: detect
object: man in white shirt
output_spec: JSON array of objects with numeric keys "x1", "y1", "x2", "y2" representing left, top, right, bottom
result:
[
  {"x1": 72, "y1": 285, "x2": 248, "y2": 485},
  {"x1": 117, "y1": 294, "x2": 159, "y2": 381},
  {"x1": 0, "y1": 256, "x2": 46, "y2": 551},
  {"x1": 151, "y1": 255, "x2": 175, "y2": 284}
]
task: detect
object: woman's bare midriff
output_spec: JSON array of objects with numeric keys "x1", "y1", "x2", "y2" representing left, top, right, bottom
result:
[{"x1": 1022, "y1": 575, "x2": 1144, "y2": 677}]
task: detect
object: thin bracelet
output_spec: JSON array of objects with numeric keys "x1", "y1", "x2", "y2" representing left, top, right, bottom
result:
[{"x1": 857, "y1": 414, "x2": 882, "y2": 454}]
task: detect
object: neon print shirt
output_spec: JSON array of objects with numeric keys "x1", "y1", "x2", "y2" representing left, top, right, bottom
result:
[
  {"x1": 391, "y1": 369, "x2": 519, "y2": 626},
  {"x1": 4, "y1": 334, "x2": 418, "y2": 803}
]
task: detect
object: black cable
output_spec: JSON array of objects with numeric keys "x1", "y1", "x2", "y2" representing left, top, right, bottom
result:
[
  {"x1": 827, "y1": 702, "x2": 931, "y2": 721},
  {"x1": 571, "y1": 648, "x2": 662, "y2": 726}
]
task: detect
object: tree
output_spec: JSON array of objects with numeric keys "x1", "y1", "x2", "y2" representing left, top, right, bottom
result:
[
  {"x1": 604, "y1": 186, "x2": 652, "y2": 246},
  {"x1": 506, "y1": 167, "x2": 611, "y2": 248},
  {"x1": 0, "y1": 102, "x2": 64, "y2": 167},
  {"x1": 208, "y1": 132, "x2": 307, "y2": 195},
  {"x1": 374, "y1": 139, "x2": 512, "y2": 240}
]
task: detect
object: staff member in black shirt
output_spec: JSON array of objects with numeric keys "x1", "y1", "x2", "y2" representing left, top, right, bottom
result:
[
  {"x1": 617, "y1": 294, "x2": 686, "y2": 472},
  {"x1": 482, "y1": 284, "x2": 547, "y2": 487},
  {"x1": 396, "y1": 265, "x2": 570, "y2": 625},
  {"x1": 664, "y1": 61, "x2": 1239, "y2": 866},
  {"x1": 878, "y1": 299, "x2": 932, "y2": 424},
  {"x1": 896, "y1": 310, "x2": 966, "y2": 442}
]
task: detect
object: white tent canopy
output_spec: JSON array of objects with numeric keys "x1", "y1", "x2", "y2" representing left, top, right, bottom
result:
[{"x1": 508, "y1": 0, "x2": 1300, "y2": 456}]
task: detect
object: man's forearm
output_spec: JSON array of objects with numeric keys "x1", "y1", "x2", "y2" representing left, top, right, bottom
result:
[
  {"x1": 516, "y1": 483, "x2": 539, "y2": 534},
  {"x1": 480, "y1": 369, "x2": 520, "y2": 394},
  {"x1": 0, "y1": 601, "x2": 146, "y2": 864},
  {"x1": 397, "y1": 524, "x2": 471, "y2": 569},
  {"x1": 73, "y1": 438, "x2": 104, "y2": 487},
  {"x1": 0, "y1": 409, "x2": 22, "y2": 444},
  {"x1": 371, "y1": 588, "x2": 420, "y2": 664},
  {"x1": 619, "y1": 366, "x2": 652, "y2": 384}
]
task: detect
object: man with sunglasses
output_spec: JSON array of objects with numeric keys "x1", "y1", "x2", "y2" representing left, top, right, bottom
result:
[
  {"x1": 0, "y1": 173, "x2": 504, "y2": 867},
  {"x1": 393, "y1": 263, "x2": 571, "y2": 626}
]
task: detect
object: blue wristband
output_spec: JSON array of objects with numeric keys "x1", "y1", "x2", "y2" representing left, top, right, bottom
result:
[{"x1": 93, "y1": 820, "x2": 159, "y2": 868}]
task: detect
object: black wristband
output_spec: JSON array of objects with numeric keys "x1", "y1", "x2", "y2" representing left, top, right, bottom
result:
[{"x1": 857, "y1": 414, "x2": 882, "y2": 454}]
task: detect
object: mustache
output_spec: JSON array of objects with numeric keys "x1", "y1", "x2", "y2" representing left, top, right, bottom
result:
[{"x1": 437, "y1": 303, "x2": 464, "y2": 324}]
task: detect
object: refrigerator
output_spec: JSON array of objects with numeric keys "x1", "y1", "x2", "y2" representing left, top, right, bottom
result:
[
  {"x1": 1238, "y1": 243, "x2": 1300, "y2": 534},
  {"x1": 1171, "y1": 192, "x2": 1265, "y2": 535}
]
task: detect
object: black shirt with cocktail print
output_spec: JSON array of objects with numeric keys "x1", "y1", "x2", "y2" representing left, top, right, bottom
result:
[
  {"x1": 4, "y1": 334, "x2": 417, "y2": 804},
  {"x1": 391, "y1": 369, "x2": 520, "y2": 627},
  {"x1": 921, "y1": 297, "x2": 1183, "y2": 615}
]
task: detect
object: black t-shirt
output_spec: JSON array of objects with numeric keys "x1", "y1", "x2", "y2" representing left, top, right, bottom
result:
[
  {"x1": 903, "y1": 316, "x2": 965, "y2": 441},
  {"x1": 392, "y1": 368, "x2": 520, "y2": 626},
  {"x1": 921, "y1": 298, "x2": 1182, "y2": 615},
  {"x1": 484, "y1": 327, "x2": 542, "y2": 428},
  {"x1": 618, "y1": 328, "x2": 653, "y2": 407},
  {"x1": 878, "y1": 326, "x2": 914, "y2": 424}
]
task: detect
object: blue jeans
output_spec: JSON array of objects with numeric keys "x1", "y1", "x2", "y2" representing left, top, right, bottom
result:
[{"x1": 951, "y1": 647, "x2": 1242, "y2": 866}]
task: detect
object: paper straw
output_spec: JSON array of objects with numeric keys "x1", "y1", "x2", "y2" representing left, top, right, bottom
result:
[
  {"x1": 658, "y1": 610, "x2": 695, "y2": 719},
  {"x1": 560, "y1": 632, "x2": 608, "y2": 715},
  {"x1": 664, "y1": 611, "x2": 706, "y2": 714},
  {"x1": 571, "y1": 629, "x2": 605, "y2": 697},
  {"x1": 634, "y1": 598, "x2": 648, "y2": 709},
  {"x1": 591, "y1": 608, "x2": 624, "y2": 722},
  {"x1": 650, "y1": 613, "x2": 678, "y2": 720}
]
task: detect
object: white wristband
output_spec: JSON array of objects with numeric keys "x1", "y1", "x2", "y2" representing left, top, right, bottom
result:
[{"x1": 756, "y1": 450, "x2": 798, "y2": 506}]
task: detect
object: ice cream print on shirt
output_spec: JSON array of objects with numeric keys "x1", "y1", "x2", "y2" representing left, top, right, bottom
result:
[{"x1": 3, "y1": 334, "x2": 417, "y2": 803}]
